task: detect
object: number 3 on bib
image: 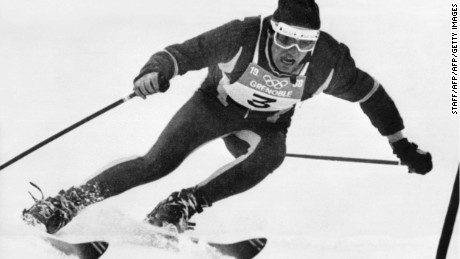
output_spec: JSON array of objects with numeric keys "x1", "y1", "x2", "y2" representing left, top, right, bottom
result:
[{"x1": 247, "y1": 93, "x2": 276, "y2": 109}]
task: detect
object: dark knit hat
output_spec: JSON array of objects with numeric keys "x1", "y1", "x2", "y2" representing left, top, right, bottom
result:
[{"x1": 273, "y1": 0, "x2": 321, "y2": 30}]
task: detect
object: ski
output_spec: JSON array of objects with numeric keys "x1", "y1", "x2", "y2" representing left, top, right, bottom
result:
[
  {"x1": 44, "y1": 236, "x2": 109, "y2": 259},
  {"x1": 206, "y1": 238, "x2": 267, "y2": 259},
  {"x1": 46, "y1": 234, "x2": 265, "y2": 259},
  {"x1": 27, "y1": 218, "x2": 264, "y2": 258},
  {"x1": 150, "y1": 230, "x2": 267, "y2": 259}
]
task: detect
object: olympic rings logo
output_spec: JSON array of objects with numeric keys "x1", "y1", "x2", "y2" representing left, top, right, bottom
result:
[{"x1": 263, "y1": 75, "x2": 289, "y2": 89}]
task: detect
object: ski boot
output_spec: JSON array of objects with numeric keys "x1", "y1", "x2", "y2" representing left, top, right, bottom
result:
[
  {"x1": 145, "y1": 187, "x2": 211, "y2": 233},
  {"x1": 22, "y1": 182, "x2": 105, "y2": 234}
]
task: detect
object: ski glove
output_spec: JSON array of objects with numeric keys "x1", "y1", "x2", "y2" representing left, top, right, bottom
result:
[
  {"x1": 391, "y1": 138, "x2": 432, "y2": 175},
  {"x1": 133, "y1": 72, "x2": 170, "y2": 99}
]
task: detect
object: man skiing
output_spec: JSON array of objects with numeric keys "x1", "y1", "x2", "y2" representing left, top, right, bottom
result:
[{"x1": 23, "y1": 0, "x2": 432, "y2": 234}]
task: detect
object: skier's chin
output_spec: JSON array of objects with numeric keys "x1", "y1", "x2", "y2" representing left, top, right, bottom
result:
[
  {"x1": 274, "y1": 57, "x2": 298, "y2": 73},
  {"x1": 276, "y1": 62, "x2": 296, "y2": 74}
]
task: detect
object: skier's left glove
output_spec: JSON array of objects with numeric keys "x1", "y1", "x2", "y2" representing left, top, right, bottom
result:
[{"x1": 391, "y1": 138, "x2": 432, "y2": 175}]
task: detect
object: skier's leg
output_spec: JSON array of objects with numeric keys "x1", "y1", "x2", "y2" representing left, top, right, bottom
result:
[
  {"x1": 198, "y1": 129, "x2": 286, "y2": 203},
  {"x1": 145, "y1": 129, "x2": 286, "y2": 232},
  {"x1": 86, "y1": 91, "x2": 229, "y2": 197},
  {"x1": 22, "y1": 91, "x2": 232, "y2": 233}
]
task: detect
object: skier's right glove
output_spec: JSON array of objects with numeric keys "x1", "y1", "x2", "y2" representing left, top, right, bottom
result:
[
  {"x1": 391, "y1": 138, "x2": 432, "y2": 175},
  {"x1": 133, "y1": 72, "x2": 170, "y2": 99}
]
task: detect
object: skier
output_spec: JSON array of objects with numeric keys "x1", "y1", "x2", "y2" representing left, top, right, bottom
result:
[{"x1": 23, "y1": 0, "x2": 432, "y2": 234}]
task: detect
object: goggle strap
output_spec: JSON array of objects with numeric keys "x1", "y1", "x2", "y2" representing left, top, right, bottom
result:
[{"x1": 271, "y1": 20, "x2": 320, "y2": 41}]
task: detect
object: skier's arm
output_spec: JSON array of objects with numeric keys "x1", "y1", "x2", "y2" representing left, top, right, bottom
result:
[
  {"x1": 324, "y1": 43, "x2": 404, "y2": 135},
  {"x1": 325, "y1": 44, "x2": 432, "y2": 174},
  {"x1": 164, "y1": 17, "x2": 254, "y2": 76},
  {"x1": 359, "y1": 86, "x2": 404, "y2": 136},
  {"x1": 133, "y1": 18, "x2": 256, "y2": 97}
]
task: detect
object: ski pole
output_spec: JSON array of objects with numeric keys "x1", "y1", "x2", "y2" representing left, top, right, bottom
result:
[
  {"x1": 285, "y1": 153, "x2": 400, "y2": 165},
  {"x1": 0, "y1": 93, "x2": 137, "y2": 171},
  {"x1": 435, "y1": 167, "x2": 459, "y2": 259}
]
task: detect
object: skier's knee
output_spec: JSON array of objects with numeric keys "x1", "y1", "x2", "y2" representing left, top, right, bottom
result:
[{"x1": 258, "y1": 143, "x2": 286, "y2": 173}]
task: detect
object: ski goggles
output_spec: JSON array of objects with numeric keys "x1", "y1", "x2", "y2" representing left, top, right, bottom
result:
[{"x1": 270, "y1": 20, "x2": 319, "y2": 52}]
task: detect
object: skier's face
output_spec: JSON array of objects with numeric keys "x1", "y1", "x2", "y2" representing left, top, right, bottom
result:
[{"x1": 270, "y1": 39, "x2": 309, "y2": 74}]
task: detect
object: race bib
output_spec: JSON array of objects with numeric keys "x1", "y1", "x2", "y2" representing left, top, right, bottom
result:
[{"x1": 223, "y1": 63, "x2": 305, "y2": 111}]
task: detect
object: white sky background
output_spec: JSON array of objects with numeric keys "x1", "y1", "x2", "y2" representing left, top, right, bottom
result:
[{"x1": 0, "y1": 0, "x2": 458, "y2": 258}]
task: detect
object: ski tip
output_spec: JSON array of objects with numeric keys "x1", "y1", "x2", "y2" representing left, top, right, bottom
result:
[
  {"x1": 207, "y1": 237, "x2": 267, "y2": 259},
  {"x1": 74, "y1": 240, "x2": 109, "y2": 259},
  {"x1": 88, "y1": 241, "x2": 110, "y2": 256},
  {"x1": 248, "y1": 237, "x2": 267, "y2": 250},
  {"x1": 45, "y1": 237, "x2": 109, "y2": 259}
]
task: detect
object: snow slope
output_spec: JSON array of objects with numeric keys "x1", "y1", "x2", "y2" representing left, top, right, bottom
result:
[{"x1": 0, "y1": 0, "x2": 458, "y2": 258}]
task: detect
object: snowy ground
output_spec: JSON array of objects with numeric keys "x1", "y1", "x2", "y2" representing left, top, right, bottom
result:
[{"x1": 0, "y1": 0, "x2": 458, "y2": 258}]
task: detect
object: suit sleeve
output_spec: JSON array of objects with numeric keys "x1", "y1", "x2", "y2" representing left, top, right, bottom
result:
[
  {"x1": 359, "y1": 87, "x2": 404, "y2": 136},
  {"x1": 324, "y1": 43, "x2": 404, "y2": 136},
  {"x1": 324, "y1": 43, "x2": 376, "y2": 102},
  {"x1": 134, "y1": 18, "x2": 254, "y2": 82}
]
